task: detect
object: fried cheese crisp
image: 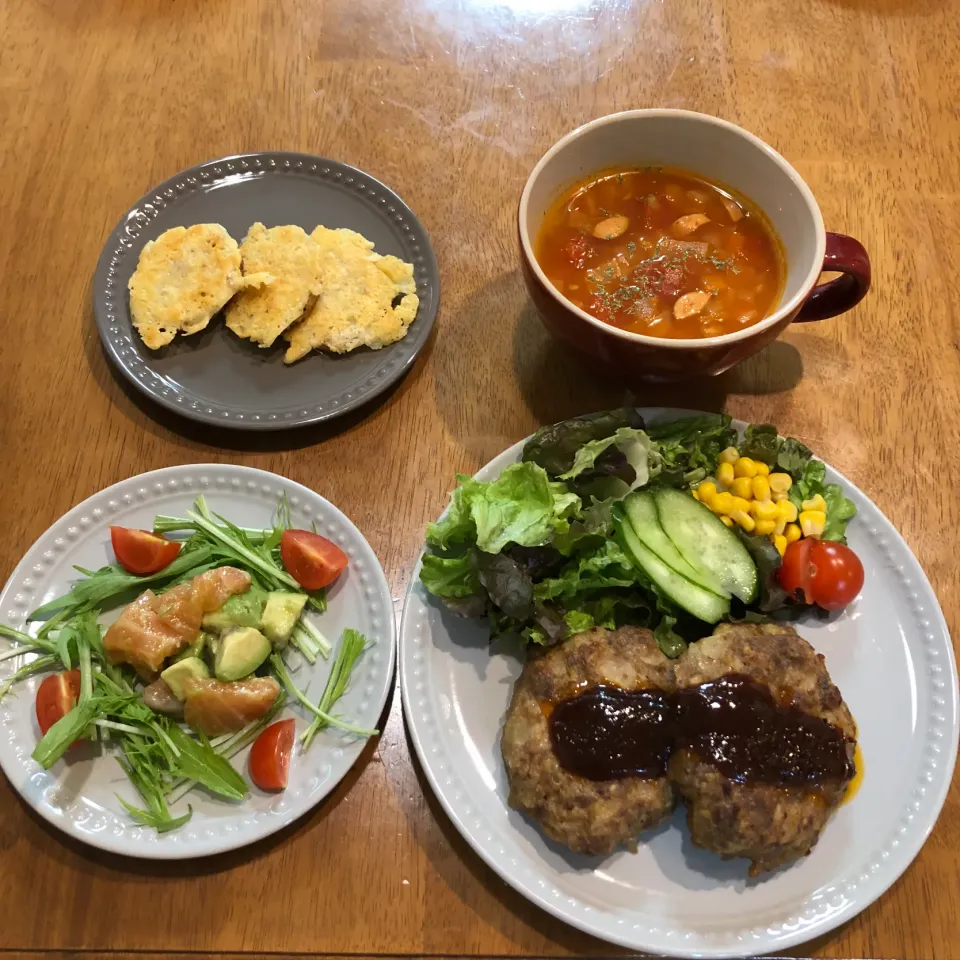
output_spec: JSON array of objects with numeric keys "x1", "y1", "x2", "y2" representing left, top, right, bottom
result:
[
  {"x1": 282, "y1": 226, "x2": 419, "y2": 363},
  {"x1": 224, "y1": 223, "x2": 324, "y2": 348},
  {"x1": 128, "y1": 224, "x2": 271, "y2": 350}
]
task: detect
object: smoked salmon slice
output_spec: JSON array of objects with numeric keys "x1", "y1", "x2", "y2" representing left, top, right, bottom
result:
[
  {"x1": 191, "y1": 567, "x2": 253, "y2": 613},
  {"x1": 104, "y1": 566, "x2": 252, "y2": 679},
  {"x1": 183, "y1": 677, "x2": 281, "y2": 735}
]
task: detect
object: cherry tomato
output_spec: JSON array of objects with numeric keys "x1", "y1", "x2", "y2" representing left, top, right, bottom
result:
[
  {"x1": 36, "y1": 670, "x2": 81, "y2": 737},
  {"x1": 249, "y1": 718, "x2": 296, "y2": 791},
  {"x1": 778, "y1": 539, "x2": 864, "y2": 611},
  {"x1": 778, "y1": 537, "x2": 815, "y2": 599},
  {"x1": 280, "y1": 530, "x2": 348, "y2": 590},
  {"x1": 110, "y1": 527, "x2": 181, "y2": 575}
]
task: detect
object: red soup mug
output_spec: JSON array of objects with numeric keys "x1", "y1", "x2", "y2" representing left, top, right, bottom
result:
[{"x1": 518, "y1": 110, "x2": 871, "y2": 382}]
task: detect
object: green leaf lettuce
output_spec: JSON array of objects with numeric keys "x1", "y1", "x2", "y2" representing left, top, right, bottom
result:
[{"x1": 426, "y1": 463, "x2": 581, "y2": 555}]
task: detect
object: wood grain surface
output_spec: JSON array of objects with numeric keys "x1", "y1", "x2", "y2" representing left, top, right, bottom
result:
[{"x1": 0, "y1": 0, "x2": 957, "y2": 957}]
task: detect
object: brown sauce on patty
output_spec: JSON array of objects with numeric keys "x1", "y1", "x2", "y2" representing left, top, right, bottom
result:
[{"x1": 548, "y1": 675, "x2": 855, "y2": 786}]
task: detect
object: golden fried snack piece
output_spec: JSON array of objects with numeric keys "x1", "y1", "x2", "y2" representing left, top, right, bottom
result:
[
  {"x1": 128, "y1": 224, "x2": 269, "y2": 350},
  {"x1": 224, "y1": 223, "x2": 324, "y2": 348},
  {"x1": 282, "y1": 226, "x2": 419, "y2": 363}
]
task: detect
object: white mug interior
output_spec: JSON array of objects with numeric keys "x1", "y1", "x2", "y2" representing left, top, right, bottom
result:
[{"x1": 519, "y1": 110, "x2": 827, "y2": 348}]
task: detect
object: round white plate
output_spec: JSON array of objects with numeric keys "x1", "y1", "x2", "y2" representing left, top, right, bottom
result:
[
  {"x1": 0, "y1": 464, "x2": 396, "y2": 859},
  {"x1": 400, "y1": 408, "x2": 959, "y2": 958}
]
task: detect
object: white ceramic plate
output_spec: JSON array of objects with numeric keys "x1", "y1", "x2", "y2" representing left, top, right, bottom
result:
[
  {"x1": 400, "y1": 409, "x2": 959, "y2": 958},
  {"x1": 0, "y1": 464, "x2": 396, "y2": 859}
]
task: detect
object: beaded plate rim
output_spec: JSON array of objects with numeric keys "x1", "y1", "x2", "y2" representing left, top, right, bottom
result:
[
  {"x1": 398, "y1": 408, "x2": 959, "y2": 957},
  {"x1": 92, "y1": 152, "x2": 440, "y2": 431}
]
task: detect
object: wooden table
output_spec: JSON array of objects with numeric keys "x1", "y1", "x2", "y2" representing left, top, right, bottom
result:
[{"x1": 1, "y1": 0, "x2": 958, "y2": 957}]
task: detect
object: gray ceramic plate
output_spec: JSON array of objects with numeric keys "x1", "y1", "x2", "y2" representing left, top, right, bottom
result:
[{"x1": 93, "y1": 152, "x2": 439, "y2": 430}]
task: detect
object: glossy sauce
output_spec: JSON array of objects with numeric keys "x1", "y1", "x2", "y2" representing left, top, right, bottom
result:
[
  {"x1": 535, "y1": 167, "x2": 785, "y2": 339},
  {"x1": 842, "y1": 743, "x2": 864, "y2": 805},
  {"x1": 549, "y1": 676, "x2": 855, "y2": 785}
]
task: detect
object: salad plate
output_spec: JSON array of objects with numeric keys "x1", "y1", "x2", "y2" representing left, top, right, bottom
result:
[
  {"x1": 0, "y1": 464, "x2": 396, "y2": 859},
  {"x1": 399, "y1": 408, "x2": 958, "y2": 958}
]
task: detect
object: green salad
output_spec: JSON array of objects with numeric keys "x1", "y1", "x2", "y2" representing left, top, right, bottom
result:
[
  {"x1": 421, "y1": 410, "x2": 859, "y2": 657},
  {"x1": 0, "y1": 495, "x2": 374, "y2": 833}
]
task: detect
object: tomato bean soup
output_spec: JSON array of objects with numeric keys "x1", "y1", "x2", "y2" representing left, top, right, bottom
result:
[{"x1": 535, "y1": 168, "x2": 785, "y2": 339}]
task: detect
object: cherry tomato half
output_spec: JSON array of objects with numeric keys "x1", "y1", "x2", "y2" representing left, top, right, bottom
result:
[
  {"x1": 36, "y1": 670, "x2": 81, "y2": 737},
  {"x1": 280, "y1": 529, "x2": 348, "y2": 591},
  {"x1": 249, "y1": 718, "x2": 296, "y2": 791},
  {"x1": 778, "y1": 538, "x2": 864, "y2": 611},
  {"x1": 110, "y1": 527, "x2": 181, "y2": 575}
]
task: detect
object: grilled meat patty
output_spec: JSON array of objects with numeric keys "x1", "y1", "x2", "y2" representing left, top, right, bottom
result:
[
  {"x1": 501, "y1": 622, "x2": 856, "y2": 874},
  {"x1": 670, "y1": 623, "x2": 857, "y2": 875},
  {"x1": 501, "y1": 626, "x2": 677, "y2": 855}
]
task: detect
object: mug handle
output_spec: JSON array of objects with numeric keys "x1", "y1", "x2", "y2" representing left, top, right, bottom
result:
[{"x1": 794, "y1": 232, "x2": 871, "y2": 322}]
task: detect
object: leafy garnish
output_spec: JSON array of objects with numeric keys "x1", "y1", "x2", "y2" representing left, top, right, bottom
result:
[
  {"x1": 522, "y1": 409, "x2": 646, "y2": 477},
  {"x1": 789, "y1": 461, "x2": 857, "y2": 543},
  {"x1": 426, "y1": 463, "x2": 581, "y2": 555},
  {"x1": 419, "y1": 553, "x2": 481, "y2": 599},
  {"x1": 301, "y1": 628, "x2": 374, "y2": 749},
  {"x1": 558, "y1": 427, "x2": 656, "y2": 498},
  {"x1": 28, "y1": 545, "x2": 218, "y2": 621},
  {"x1": 32, "y1": 698, "x2": 102, "y2": 768},
  {"x1": 163, "y1": 723, "x2": 248, "y2": 801},
  {"x1": 654, "y1": 615, "x2": 687, "y2": 658},
  {"x1": 740, "y1": 423, "x2": 813, "y2": 478},
  {"x1": 473, "y1": 552, "x2": 534, "y2": 620},
  {"x1": 735, "y1": 529, "x2": 790, "y2": 613},
  {"x1": 647, "y1": 415, "x2": 739, "y2": 487},
  {"x1": 271, "y1": 650, "x2": 375, "y2": 739}
]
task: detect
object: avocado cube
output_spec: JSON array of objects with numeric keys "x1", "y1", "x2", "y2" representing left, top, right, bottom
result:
[
  {"x1": 161, "y1": 657, "x2": 210, "y2": 701},
  {"x1": 260, "y1": 592, "x2": 309, "y2": 647},
  {"x1": 202, "y1": 586, "x2": 267, "y2": 631},
  {"x1": 172, "y1": 631, "x2": 211, "y2": 664},
  {"x1": 215, "y1": 627, "x2": 272, "y2": 682}
]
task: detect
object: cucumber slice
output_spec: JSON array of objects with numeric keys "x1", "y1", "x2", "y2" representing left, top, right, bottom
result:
[
  {"x1": 622, "y1": 491, "x2": 728, "y2": 598},
  {"x1": 617, "y1": 512, "x2": 730, "y2": 623},
  {"x1": 652, "y1": 487, "x2": 759, "y2": 603}
]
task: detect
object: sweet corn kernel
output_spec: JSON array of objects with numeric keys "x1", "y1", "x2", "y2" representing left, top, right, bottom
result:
[
  {"x1": 698, "y1": 481, "x2": 718, "y2": 503},
  {"x1": 752, "y1": 499, "x2": 778, "y2": 521},
  {"x1": 720, "y1": 515, "x2": 734, "y2": 528},
  {"x1": 769, "y1": 472, "x2": 793, "y2": 493},
  {"x1": 785, "y1": 523, "x2": 801, "y2": 544},
  {"x1": 771, "y1": 488, "x2": 788, "y2": 503},
  {"x1": 716, "y1": 462, "x2": 735, "y2": 488},
  {"x1": 718, "y1": 446, "x2": 740, "y2": 465},
  {"x1": 799, "y1": 510, "x2": 826, "y2": 537},
  {"x1": 751, "y1": 475, "x2": 771, "y2": 501},
  {"x1": 731, "y1": 477, "x2": 753, "y2": 499},
  {"x1": 733, "y1": 457, "x2": 759, "y2": 479},
  {"x1": 731, "y1": 496, "x2": 753, "y2": 514},
  {"x1": 774, "y1": 518, "x2": 787, "y2": 536},
  {"x1": 732, "y1": 509, "x2": 755, "y2": 532},
  {"x1": 776, "y1": 500, "x2": 798, "y2": 522},
  {"x1": 712, "y1": 491, "x2": 736, "y2": 515},
  {"x1": 802, "y1": 493, "x2": 828, "y2": 513},
  {"x1": 754, "y1": 461, "x2": 770, "y2": 476},
  {"x1": 755, "y1": 519, "x2": 777, "y2": 536},
  {"x1": 773, "y1": 534, "x2": 787, "y2": 556}
]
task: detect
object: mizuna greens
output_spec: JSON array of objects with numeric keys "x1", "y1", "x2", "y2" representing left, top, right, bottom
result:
[
  {"x1": 420, "y1": 410, "x2": 858, "y2": 654},
  {"x1": 0, "y1": 495, "x2": 375, "y2": 833}
]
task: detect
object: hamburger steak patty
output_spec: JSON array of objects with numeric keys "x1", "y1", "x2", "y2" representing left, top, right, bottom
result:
[
  {"x1": 501, "y1": 622, "x2": 857, "y2": 874},
  {"x1": 670, "y1": 623, "x2": 857, "y2": 875},
  {"x1": 501, "y1": 626, "x2": 677, "y2": 855}
]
